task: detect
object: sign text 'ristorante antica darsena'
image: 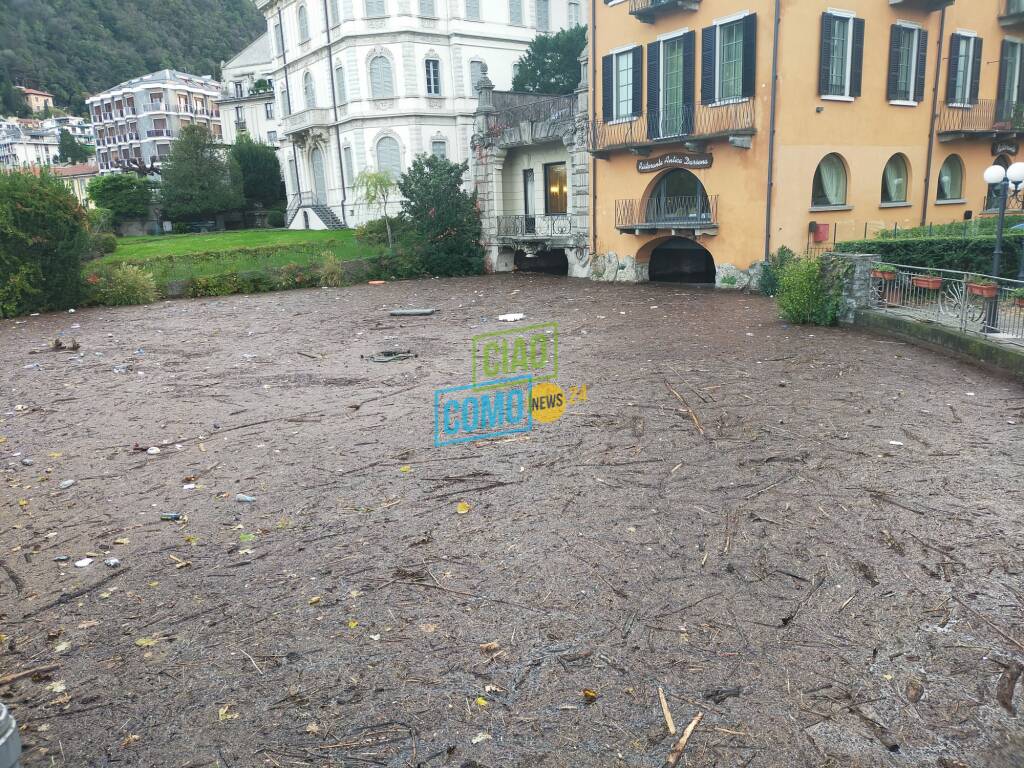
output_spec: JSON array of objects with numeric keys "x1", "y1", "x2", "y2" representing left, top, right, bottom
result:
[{"x1": 637, "y1": 152, "x2": 713, "y2": 173}]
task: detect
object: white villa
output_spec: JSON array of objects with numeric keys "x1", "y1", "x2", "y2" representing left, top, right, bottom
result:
[
  {"x1": 218, "y1": 34, "x2": 281, "y2": 147},
  {"x1": 253, "y1": 0, "x2": 585, "y2": 229}
]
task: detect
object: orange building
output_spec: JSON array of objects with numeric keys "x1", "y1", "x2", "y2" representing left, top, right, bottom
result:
[
  {"x1": 16, "y1": 87, "x2": 55, "y2": 114},
  {"x1": 589, "y1": 0, "x2": 1024, "y2": 286}
]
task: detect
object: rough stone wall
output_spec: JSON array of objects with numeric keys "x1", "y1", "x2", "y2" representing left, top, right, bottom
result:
[{"x1": 824, "y1": 252, "x2": 876, "y2": 324}]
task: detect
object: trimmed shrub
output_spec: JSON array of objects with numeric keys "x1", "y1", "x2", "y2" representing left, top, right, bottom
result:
[
  {"x1": 91, "y1": 264, "x2": 157, "y2": 306},
  {"x1": 0, "y1": 169, "x2": 88, "y2": 316},
  {"x1": 760, "y1": 245, "x2": 795, "y2": 297},
  {"x1": 267, "y1": 208, "x2": 285, "y2": 228},
  {"x1": 86, "y1": 233, "x2": 118, "y2": 261},
  {"x1": 834, "y1": 235, "x2": 1023, "y2": 278},
  {"x1": 775, "y1": 256, "x2": 845, "y2": 326},
  {"x1": 188, "y1": 274, "x2": 241, "y2": 297},
  {"x1": 356, "y1": 216, "x2": 408, "y2": 248}
]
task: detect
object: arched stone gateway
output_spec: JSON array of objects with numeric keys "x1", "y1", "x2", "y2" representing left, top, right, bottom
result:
[{"x1": 647, "y1": 237, "x2": 715, "y2": 283}]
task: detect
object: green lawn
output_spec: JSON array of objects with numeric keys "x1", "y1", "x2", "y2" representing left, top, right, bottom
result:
[{"x1": 110, "y1": 229, "x2": 350, "y2": 260}]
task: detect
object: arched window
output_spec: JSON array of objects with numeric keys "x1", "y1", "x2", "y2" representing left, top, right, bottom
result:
[
  {"x1": 811, "y1": 153, "x2": 848, "y2": 207},
  {"x1": 370, "y1": 56, "x2": 395, "y2": 98},
  {"x1": 376, "y1": 136, "x2": 401, "y2": 178},
  {"x1": 881, "y1": 154, "x2": 909, "y2": 204},
  {"x1": 937, "y1": 154, "x2": 964, "y2": 202},
  {"x1": 303, "y1": 71, "x2": 316, "y2": 109},
  {"x1": 297, "y1": 4, "x2": 310, "y2": 41}
]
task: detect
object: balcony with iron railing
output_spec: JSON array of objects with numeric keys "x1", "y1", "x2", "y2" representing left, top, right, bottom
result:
[
  {"x1": 483, "y1": 93, "x2": 578, "y2": 147},
  {"x1": 614, "y1": 194, "x2": 718, "y2": 231},
  {"x1": 282, "y1": 107, "x2": 334, "y2": 135},
  {"x1": 628, "y1": 0, "x2": 699, "y2": 23},
  {"x1": 591, "y1": 102, "x2": 754, "y2": 157},
  {"x1": 496, "y1": 214, "x2": 577, "y2": 242},
  {"x1": 146, "y1": 128, "x2": 172, "y2": 138},
  {"x1": 937, "y1": 99, "x2": 1024, "y2": 140},
  {"x1": 1001, "y1": 0, "x2": 1024, "y2": 27}
]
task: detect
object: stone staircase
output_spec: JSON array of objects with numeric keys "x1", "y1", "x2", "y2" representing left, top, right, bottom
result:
[{"x1": 286, "y1": 195, "x2": 346, "y2": 229}]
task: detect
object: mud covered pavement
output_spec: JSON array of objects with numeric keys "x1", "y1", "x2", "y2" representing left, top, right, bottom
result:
[{"x1": 1, "y1": 274, "x2": 1023, "y2": 767}]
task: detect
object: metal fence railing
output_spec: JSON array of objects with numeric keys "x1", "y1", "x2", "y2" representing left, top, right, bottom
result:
[
  {"x1": 496, "y1": 214, "x2": 575, "y2": 238},
  {"x1": 591, "y1": 101, "x2": 754, "y2": 153},
  {"x1": 870, "y1": 264, "x2": 1024, "y2": 338},
  {"x1": 484, "y1": 94, "x2": 577, "y2": 146},
  {"x1": 615, "y1": 194, "x2": 718, "y2": 229},
  {"x1": 938, "y1": 99, "x2": 1024, "y2": 134}
]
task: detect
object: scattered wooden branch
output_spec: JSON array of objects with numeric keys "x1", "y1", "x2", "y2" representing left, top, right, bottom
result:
[
  {"x1": 665, "y1": 382, "x2": 705, "y2": 436},
  {"x1": 18, "y1": 568, "x2": 129, "y2": 621},
  {"x1": 658, "y1": 686, "x2": 676, "y2": 735},
  {"x1": 662, "y1": 711, "x2": 703, "y2": 768},
  {"x1": 952, "y1": 596, "x2": 1024, "y2": 653},
  {"x1": 0, "y1": 664, "x2": 59, "y2": 687}
]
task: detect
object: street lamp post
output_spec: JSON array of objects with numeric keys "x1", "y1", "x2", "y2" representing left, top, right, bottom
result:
[{"x1": 981, "y1": 162, "x2": 1024, "y2": 332}]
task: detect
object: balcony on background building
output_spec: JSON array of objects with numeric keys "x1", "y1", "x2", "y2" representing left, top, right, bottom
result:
[
  {"x1": 614, "y1": 194, "x2": 719, "y2": 233},
  {"x1": 146, "y1": 128, "x2": 171, "y2": 138},
  {"x1": 590, "y1": 102, "x2": 754, "y2": 157},
  {"x1": 887, "y1": 0, "x2": 954, "y2": 11},
  {"x1": 1001, "y1": 0, "x2": 1024, "y2": 28},
  {"x1": 937, "y1": 99, "x2": 1024, "y2": 141},
  {"x1": 483, "y1": 93, "x2": 578, "y2": 148},
  {"x1": 629, "y1": 0, "x2": 699, "y2": 23},
  {"x1": 235, "y1": 120, "x2": 248, "y2": 134},
  {"x1": 281, "y1": 107, "x2": 334, "y2": 136}
]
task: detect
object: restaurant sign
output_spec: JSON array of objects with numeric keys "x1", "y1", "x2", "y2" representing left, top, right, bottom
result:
[
  {"x1": 637, "y1": 152, "x2": 713, "y2": 173},
  {"x1": 992, "y1": 141, "x2": 1019, "y2": 157}
]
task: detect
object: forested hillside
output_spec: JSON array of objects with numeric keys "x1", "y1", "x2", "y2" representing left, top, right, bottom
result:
[{"x1": 0, "y1": 0, "x2": 266, "y2": 114}]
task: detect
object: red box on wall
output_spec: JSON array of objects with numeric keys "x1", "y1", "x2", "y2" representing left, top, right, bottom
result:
[{"x1": 812, "y1": 222, "x2": 830, "y2": 243}]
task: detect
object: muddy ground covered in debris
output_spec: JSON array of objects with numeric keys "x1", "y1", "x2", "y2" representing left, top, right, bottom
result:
[{"x1": 1, "y1": 275, "x2": 1023, "y2": 768}]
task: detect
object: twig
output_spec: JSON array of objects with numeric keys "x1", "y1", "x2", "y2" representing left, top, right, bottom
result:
[
  {"x1": 237, "y1": 647, "x2": 265, "y2": 675},
  {"x1": 952, "y1": 596, "x2": 1024, "y2": 652},
  {"x1": 389, "y1": 579, "x2": 542, "y2": 612},
  {"x1": 662, "y1": 712, "x2": 703, "y2": 768},
  {"x1": 658, "y1": 686, "x2": 677, "y2": 735},
  {"x1": 18, "y1": 568, "x2": 129, "y2": 621},
  {"x1": 0, "y1": 664, "x2": 59, "y2": 687},
  {"x1": 744, "y1": 473, "x2": 797, "y2": 500},
  {"x1": 665, "y1": 382, "x2": 705, "y2": 436}
]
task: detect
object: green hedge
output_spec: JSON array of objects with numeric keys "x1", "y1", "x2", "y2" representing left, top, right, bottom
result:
[{"x1": 834, "y1": 234, "x2": 1023, "y2": 278}]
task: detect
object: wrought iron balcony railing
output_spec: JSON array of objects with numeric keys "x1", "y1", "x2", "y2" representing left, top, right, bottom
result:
[
  {"x1": 496, "y1": 214, "x2": 575, "y2": 239},
  {"x1": 1001, "y1": 0, "x2": 1024, "y2": 25},
  {"x1": 615, "y1": 194, "x2": 718, "y2": 230},
  {"x1": 628, "y1": 0, "x2": 699, "y2": 23},
  {"x1": 484, "y1": 94, "x2": 577, "y2": 146},
  {"x1": 591, "y1": 102, "x2": 754, "y2": 155},
  {"x1": 938, "y1": 99, "x2": 1024, "y2": 136}
]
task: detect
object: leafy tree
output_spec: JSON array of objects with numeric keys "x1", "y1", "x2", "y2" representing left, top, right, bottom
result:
[
  {"x1": 159, "y1": 125, "x2": 244, "y2": 222},
  {"x1": 0, "y1": 71, "x2": 29, "y2": 117},
  {"x1": 511, "y1": 26, "x2": 587, "y2": 95},
  {"x1": 58, "y1": 129, "x2": 92, "y2": 164},
  {"x1": 397, "y1": 154, "x2": 484, "y2": 276},
  {"x1": 0, "y1": 169, "x2": 88, "y2": 316},
  {"x1": 87, "y1": 174, "x2": 153, "y2": 222},
  {"x1": 229, "y1": 135, "x2": 283, "y2": 208},
  {"x1": 355, "y1": 170, "x2": 397, "y2": 249}
]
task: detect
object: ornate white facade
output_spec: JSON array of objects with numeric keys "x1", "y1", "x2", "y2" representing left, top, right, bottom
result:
[
  {"x1": 253, "y1": 0, "x2": 585, "y2": 229},
  {"x1": 218, "y1": 34, "x2": 281, "y2": 147}
]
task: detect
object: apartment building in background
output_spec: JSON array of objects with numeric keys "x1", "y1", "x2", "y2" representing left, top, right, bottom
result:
[
  {"x1": 589, "y1": 0, "x2": 1024, "y2": 285},
  {"x1": 0, "y1": 118, "x2": 60, "y2": 169},
  {"x1": 43, "y1": 115, "x2": 95, "y2": 146},
  {"x1": 16, "y1": 87, "x2": 55, "y2": 114},
  {"x1": 86, "y1": 70, "x2": 223, "y2": 174},
  {"x1": 218, "y1": 33, "x2": 281, "y2": 146},
  {"x1": 254, "y1": 0, "x2": 586, "y2": 229}
]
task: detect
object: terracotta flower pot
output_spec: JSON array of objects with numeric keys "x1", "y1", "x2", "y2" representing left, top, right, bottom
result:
[
  {"x1": 911, "y1": 276, "x2": 943, "y2": 290},
  {"x1": 967, "y1": 282, "x2": 999, "y2": 299},
  {"x1": 871, "y1": 269, "x2": 897, "y2": 281}
]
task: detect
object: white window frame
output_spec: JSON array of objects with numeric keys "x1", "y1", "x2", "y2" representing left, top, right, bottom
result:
[
  {"x1": 712, "y1": 10, "x2": 751, "y2": 107},
  {"x1": 607, "y1": 44, "x2": 637, "y2": 123},
  {"x1": 425, "y1": 58, "x2": 441, "y2": 96},
  {"x1": 889, "y1": 21, "x2": 921, "y2": 107},
  {"x1": 821, "y1": 8, "x2": 855, "y2": 103},
  {"x1": 950, "y1": 31, "x2": 978, "y2": 109},
  {"x1": 658, "y1": 28, "x2": 690, "y2": 137}
]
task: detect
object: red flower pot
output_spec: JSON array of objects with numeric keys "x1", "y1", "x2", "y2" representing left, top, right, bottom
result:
[
  {"x1": 911, "y1": 276, "x2": 943, "y2": 290},
  {"x1": 871, "y1": 269, "x2": 896, "y2": 281},
  {"x1": 967, "y1": 282, "x2": 999, "y2": 299}
]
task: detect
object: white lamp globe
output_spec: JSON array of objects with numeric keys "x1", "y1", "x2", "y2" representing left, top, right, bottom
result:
[
  {"x1": 1007, "y1": 162, "x2": 1024, "y2": 184},
  {"x1": 984, "y1": 165, "x2": 1007, "y2": 185}
]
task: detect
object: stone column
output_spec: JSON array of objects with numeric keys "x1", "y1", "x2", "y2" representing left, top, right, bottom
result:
[{"x1": 825, "y1": 252, "x2": 877, "y2": 324}]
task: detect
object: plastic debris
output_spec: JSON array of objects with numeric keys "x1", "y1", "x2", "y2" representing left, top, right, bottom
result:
[
  {"x1": 363, "y1": 350, "x2": 417, "y2": 363},
  {"x1": 389, "y1": 308, "x2": 437, "y2": 316},
  {"x1": 368, "y1": 280, "x2": 386, "y2": 286},
  {"x1": 20, "y1": 458, "x2": 33, "y2": 466},
  {"x1": 160, "y1": 513, "x2": 182, "y2": 521},
  {"x1": 104, "y1": 558, "x2": 121, "y2": 568},
  {"x1": 235, "y1": 493, "x2": 256, "y2": 503},
  {"x1": 59, "y1": 479, "x2": 75, "y2": 490},
  {"x1": 53, "y1": 555, "x2": 70, "y2": 562},
  {"x1": 146, "y1": 447, "x2": 161, "y2": 455},
  {"x1": 498, "y1": 313, "x2": 525, "y2": 322},
  {"x1": 74, "y1": 558, "x2": 93, "y2": 568}
]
